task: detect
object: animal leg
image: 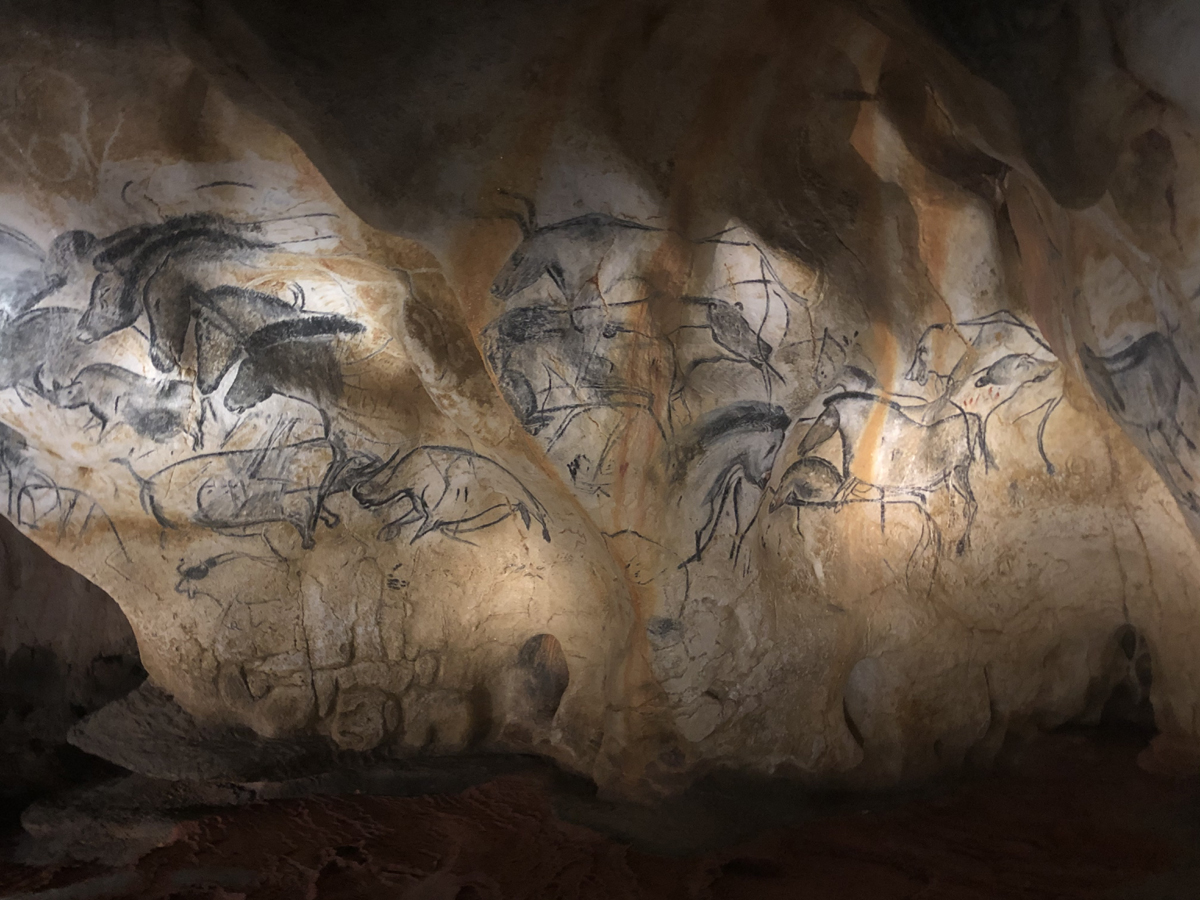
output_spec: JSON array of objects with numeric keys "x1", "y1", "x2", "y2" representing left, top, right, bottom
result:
[
  {"x1": 1014, "y1": 395, "x2": 1061, "y2": 475},
  {"x1": 948, "y1": 465, "x2": 977, "y2": 555},
  {"x1": 727, "y1": 477, "x2": 746, "y2": 561},
  {"x1": 832, "y1": 475, "x2": 860, "y2": 508},
  {"x1": 1169, "y1": 415, "x2": 1197, "y2": 455},
  {"x1": 424, "y1": 516, "x2": 482, "y2": 545},
  {"x1": 18, "y1": 477, "x2": 60, "y2": 528},
  {"x1": 377, "y1": 505, "x2": 424, "y2": 542},
  {"x1": 728, "y1": 478, "x2": 768, "y2": 566},
  {"x1": 903, "y1": 500, "x2": 941, "y2": 589},
  {"x1": 1037, "y1": 396, "x2": 1062, "y2": 475},
  {"x1": 1182, "y1": 489, "x2": 1200, "y2": 514},
  {"x1": 1181, "y1": 423, "x2": 1198, "y2": 454},
  {"x1": 966, "y1": 411, "x2": 989, "y2": 472},
  {"x1": 259, "y1": 531, "x2": 290, "y2": 561},
  {"x1": 979, "y1": 410, "x2": 997, "y2": 471},
  {"x1": 187, "y1": 398, "x2": 207, "y2": 451},
  {"x1": 980, "y1": 387, "x2": 1029, "y2": 471},
  {"x1": 78, "y1": 500, "x2": 97, "y2": 543},
  {"x1": 751, "y1": 359, "x2": 786, "y2": 400},
  {"x1": 593, "y1": 416, "x2": 628, "y2": 482},
  {"x1": 1155, "y1": 424, "x2": 1195, "y2": 482},
  {"x1": 763, "y1": 358, "x2": 786, "y2": 385},
  {"x1": 545, "y1": 405, "x2": 591, "y2": 451},
  {"x1": 732, "y1": 500, "x2": 763, "y2": 566},
  {"x1": 57, "y1": 490, "x2": 79, "y2": 540},
  {"x1": 688, "y1": 471, "x2": 735, "y2": 564},
  {"x1": 292, "y1": 516, "x2": 317, "y2": 550}
]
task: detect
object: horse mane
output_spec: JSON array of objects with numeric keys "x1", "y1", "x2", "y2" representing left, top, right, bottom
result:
[{"x1": 672, "y1": 402, "x2": 790, "y2": 474}]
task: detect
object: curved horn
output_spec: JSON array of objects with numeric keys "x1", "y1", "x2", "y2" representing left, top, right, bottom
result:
[{"x1": 496, "y1": 189, "x2": 537, "y2": 238}]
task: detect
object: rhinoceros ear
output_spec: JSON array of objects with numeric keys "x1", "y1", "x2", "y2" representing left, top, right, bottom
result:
[{"x1": 30, "y1": 366, "x2": 48, "y2": 397}]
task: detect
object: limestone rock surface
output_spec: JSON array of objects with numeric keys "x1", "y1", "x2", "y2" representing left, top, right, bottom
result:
[{"x1": 0, "y1": 0, "x2": 1197, "y2": 795}]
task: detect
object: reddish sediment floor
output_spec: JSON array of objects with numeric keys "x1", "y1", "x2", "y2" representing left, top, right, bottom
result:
[{"x1": 1, "y1": 728, "x2": 1197, "y2": 900}]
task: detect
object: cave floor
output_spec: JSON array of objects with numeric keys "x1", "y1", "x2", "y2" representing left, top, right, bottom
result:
[{"x1": 0, "y1": 729, "x2": 1197, "y2": 900}]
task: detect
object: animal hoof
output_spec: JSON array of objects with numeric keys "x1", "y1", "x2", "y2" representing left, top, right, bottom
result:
[
  {"x1": 1045, "y1": 463, "x2": 1056, "y2": 476},
  {"x1": 955, "y1": 539, "x2": 968, "y2": 556}
]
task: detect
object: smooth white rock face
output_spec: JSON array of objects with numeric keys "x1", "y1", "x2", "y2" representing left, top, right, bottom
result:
[{"x1": 0, "y1": 2, "x2": 1197, "y2": 793}]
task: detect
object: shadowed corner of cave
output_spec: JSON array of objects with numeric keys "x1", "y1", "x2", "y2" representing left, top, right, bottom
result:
[{"x1": 0, "y1": 517, "x2": 145, "y2": 837}]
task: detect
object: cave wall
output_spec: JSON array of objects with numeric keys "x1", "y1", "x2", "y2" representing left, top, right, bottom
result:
[
  {"x1": 0, "y1": 516, "x2": 141, "y2": 804},
  {"x1": 0, "y1": 0, "x2": 1196, "y2": 795}
]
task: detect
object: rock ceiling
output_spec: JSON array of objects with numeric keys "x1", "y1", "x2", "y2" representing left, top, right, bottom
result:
[{"x1": 0, "y1": 0, "x2": 1197, "y2": 795}]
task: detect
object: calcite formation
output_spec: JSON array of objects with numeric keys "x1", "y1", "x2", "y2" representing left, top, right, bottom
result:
[{"x1": 0, "y1": 0, "x2": 1198, "y2": 796}]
